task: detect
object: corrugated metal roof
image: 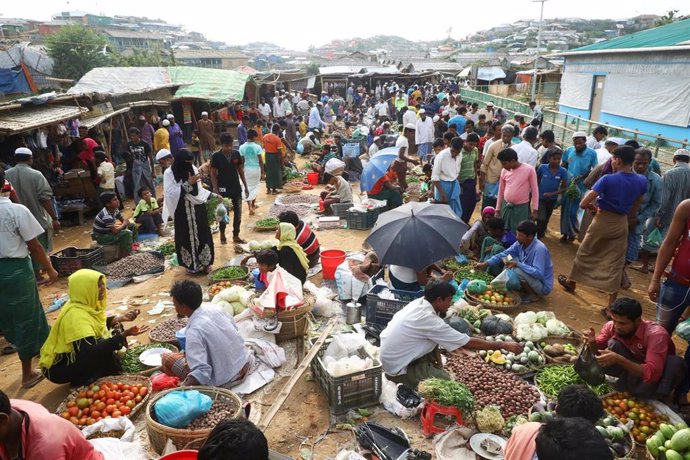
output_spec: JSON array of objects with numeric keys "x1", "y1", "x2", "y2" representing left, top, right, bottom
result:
[
  {"x1": 101, "y1": 29, "x2": 165, "y2": 40},
  {"x1": 0, "y1": 105, "x2": 88, "y2": 134},
  {"x1": 173, "y1": 49, "x2": 247, "y2": 59},
  {"x1": 80, "y1": 107, "x2": 130, "y2": 129},
  {"x1": 569, "y1": 18, "x2": 690, "y2": 53}
]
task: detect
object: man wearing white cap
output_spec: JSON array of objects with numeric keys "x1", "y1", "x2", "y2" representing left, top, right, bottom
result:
[
  {"x1": 656, "y1": 149, "x2": 690, "y2": 233},
  {"x1": 198, "y1": 111, "x2": 216, "y2": 161},
  {"x1": 478, "y1": 102, "x2": 495, "y2": 122},
  {"x1": 167, "y1": 114, "x2": 185, "y2": 154},
  {"x1": 393, "y1": 124, "x2": 420, "y2": 190},
  {"x1": 308, "y1": 101, "x2": 326, "y2": 131},
  {"x1": 6, "y1": 147, "x2": 60, "y2": 282},
  {"x1": 560, "y1": 131, "x2": 598, "y2": 242},
  {"x1": 154, "y1": 119, "x2": 171, "y2": 153},
  {"x1": 138, "y1": 114, "x2": 155, "y2": 146},
  {"x1": 415, "y1": 109, "x2": 434, "y2": 162}
]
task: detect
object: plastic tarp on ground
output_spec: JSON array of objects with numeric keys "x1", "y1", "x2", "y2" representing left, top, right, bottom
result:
[
  {"x1": 168, "y1": 66, "x2": 250, "y2": 103},
  {"x1": 0, "y1": 68, "x2": 30, "y2": 95},
  {"x1": 601, "y1": 73, "x2": 690, "y2": 128},
  {"x1": 68, "y1": 66, "x2": 250, "y2": 103},
  {"x1": 558, "y1": 72, "x2": 593, "y2": 110}
]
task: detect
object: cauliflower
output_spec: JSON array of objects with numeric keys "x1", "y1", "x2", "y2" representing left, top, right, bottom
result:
[
  {"x1": 475, "y1": 405, "x2": 505, "y2": 433},
  {"x1": 545, "y1": 319, "x2": 570, "y2": 336},
  {"x1": 535, "y1": 311, "x2": 556, "y2": 326},
  {"x1": 514, "y1": 311, "x2": 537, "y2": 327},
  {"x1": 516, "y1": 323, "x2": 548, "y2": 342}
]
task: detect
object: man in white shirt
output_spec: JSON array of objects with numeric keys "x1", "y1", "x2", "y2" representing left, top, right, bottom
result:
[
  {"x1": 415, "y1": 109, "x2": 435, "y2": 162},
  {"x1": 258, "y1": 98, "x2": 272, "y2": 122},
  {"x1": 587, "y1": 126, "x2": 608, "y2": 150},
  {"x1": 402, "y1": 106, "x2": 417, "y2": 130},
  {"x1": 273, "y1": 96, "x2": 285, "y2": 119},
  {"x1": 529, "y1": 101, "x2": 543, "y2": 128},
  {"x1": 431, "y1": 137, "x2": 463, "y2": 219},
  {"x1": 513, "y1": 127, "x2": 539, "y2": 167},
  {"x1": 374, "y1": 97, "x2": 389, "y2": 120},
  {"x1": 380, "y1": 280, "x2": 521, "y2": 387},
  {"x1": 596, "y1": 138, "x2": 621, "y2": 165}
]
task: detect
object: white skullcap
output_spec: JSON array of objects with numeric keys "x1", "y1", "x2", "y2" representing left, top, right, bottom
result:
[
  {"x1": 15, "y1": 147, "x2": 32, "y2": 156},
  {"x1": 405, "y1": 123, "x2": 416, "y2": 130},
  {"x1": 162, "y1": 119, "x2": 170, "y2": 127},
  {"x1": 201, "y1": 111, "x2": 208, "y2": 116},
  {"x1": 166, "y1": 114, "x2": 174, "y2": 119},
  {"x1": 433, "y1": 115, "x2": 440, "y2": 122},
  {"x1": 418, "y1": 109, "x2": 426, "y2": 114},
  {"x1": 155, "y1": 149, "x2": 172, "y2": 161},
  {"x1": 138, "y1": 115, "x2": 146, "y2": 120},
  {"x1": 572, "y1": 131, "x2": 587, "y2": 139},
  {"x1": 674, "y1": 149, "x2": 690, "y2": 159}
]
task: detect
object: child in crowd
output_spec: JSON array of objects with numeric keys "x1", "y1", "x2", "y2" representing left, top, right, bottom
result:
[
  {"x1": 420, "y1": 163, "x2": 433, "y2": 200},
  {"x1": 191, "y1": 130, "x2": 201, "y2": 166},
  {"x1": 481, "y1": 217, "x2": 507, "y2": 275},
  {"x1": 461, "y1": 206, "x2": 496, "y2": 258},
  {"x1": 132, "y1": 186, "x2": 164, "y2": 236},
  {"x1": 94, "y1": 150, "x2": 115, "y2": 196},
  {"x1": 536, "y1": 148, "x2": 569, "y2": 239}
]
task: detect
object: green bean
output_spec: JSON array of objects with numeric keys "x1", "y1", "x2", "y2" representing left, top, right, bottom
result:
[
  {"x1": 535, "y1": 365, "x2": 610, "y2": 397},
  {"x1": 120, "y1": 343, "x2": 176, "y2": 373}
]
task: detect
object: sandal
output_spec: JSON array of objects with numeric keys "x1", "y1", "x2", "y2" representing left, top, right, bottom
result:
[
  {"x1": 2, "y1": 345, "x2": 16, "y2": 355},
  {"x1": 558, "y1": 275, "x2": 576, "y2": 293},
  {"x1": 21, "y1": 373, "x2": 45, "y2": 389},
  {"x1": 233, "y1": 237, "x2": 247, "y2": 244}
]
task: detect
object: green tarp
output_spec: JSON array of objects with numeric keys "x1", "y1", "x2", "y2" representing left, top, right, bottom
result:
[{"x1": 168, "y1": 66, "x2": 250, "y2": 103}]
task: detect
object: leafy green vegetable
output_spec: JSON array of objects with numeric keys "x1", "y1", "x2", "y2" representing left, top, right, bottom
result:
[
  {"x1": 256, "y1": 217, "x2": 280, "y2": 228},
  {"x1": 206, "y1": 195, "x2": 223, "y2": 226},
  {"x1": 455, "y1": 265, "x2": 494, "y2": 284},
  {"x1": 120, "y1": 343, "x2": 176, "y2": 373},
  {"x1": 417, "y1": 378, "x2": 475, "y2": 413},
  {"x1": 535, "y1": 365, "x2": 611, "y2": 397},
  {"x1": 210, "y1": 266, "x2": 248, "y2": 281},
  {"x1": 157, "y1": 242, "x2": 176, "y2": 256}
]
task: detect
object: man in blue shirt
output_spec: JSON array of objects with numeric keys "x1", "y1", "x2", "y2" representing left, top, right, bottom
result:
[
  {"x1": 448, "y1": 108, "x2": 467, "y2": 134},
  {"x1": 537, "y1": 148, "x2": 569, "y2": 238},
  {"x1": 560, "y1": 131, "x2": 598, "y2": 242},
  {"x1": 476, "y1": 220, "x2": 554, "y2": 302}
]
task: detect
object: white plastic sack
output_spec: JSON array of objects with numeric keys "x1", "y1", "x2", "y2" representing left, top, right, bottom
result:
[
  {"x1": 81, "y1": 417, "x2": 136, "y2": 442},
  {"x1": 235, "y1": 315, "x2": 277, "y2": 343},
  {"x1": 379, "y1": 376, "x2": 423, "y2": 419},
  {"x1": 89, "y1": 438, "x2": 148, "y2": 460},
  {"x1": 335, "y1": 450, "x2": 367, "y2": 460},
  {"x1": 434, "y1": 426, "x2": 476, "y2": 460},
  {"x1": 323, "y1": 333, "x2": 368, "y2": 361},
  {"x1": 245, "y1": 338, "x2": 286, "y2": 368},
  {"x1": 312, "y1": 296, "x2": 338, "y2": 317}
]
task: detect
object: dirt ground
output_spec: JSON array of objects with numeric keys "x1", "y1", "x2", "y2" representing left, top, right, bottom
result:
[{"x1": 0, "y1": 176, "x2": 673, "y2": 459}]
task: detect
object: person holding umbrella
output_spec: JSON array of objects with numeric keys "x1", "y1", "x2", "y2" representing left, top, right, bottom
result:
[
  {"x1": 431, "y1": 137, "x2": 463, "y2": 219},
  {"x1": 368, "y1": 164, "x2": 403, "y2": 209}
]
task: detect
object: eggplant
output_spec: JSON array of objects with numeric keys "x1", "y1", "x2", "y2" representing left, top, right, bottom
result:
[{"x1": 611, "y1": 442, "x2": 627, "y2": 457}]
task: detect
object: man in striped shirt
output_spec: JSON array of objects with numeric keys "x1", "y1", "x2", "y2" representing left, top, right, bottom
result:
[
  {"x1": 656, "y1": 149, "x2": 690, "y2": 232},
  {"x1": 279, "y1": 210, "x2": 320, "y2": 267},
  {"x1": 92, "y1": 191, "x2": 137, "y2": 259}
]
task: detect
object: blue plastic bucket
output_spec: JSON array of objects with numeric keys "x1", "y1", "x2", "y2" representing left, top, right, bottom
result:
[{"x1": 175, "y1": 327, "x2": 187, "y2": 351}]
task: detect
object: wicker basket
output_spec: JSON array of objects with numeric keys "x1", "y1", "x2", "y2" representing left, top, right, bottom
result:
[
  {"x1": 207, "y1": 266, "x2": 249, "y2": 285},
  {"x1": 251, "y1": 293, "x2": 314, "y2": 342},
  {"x1": 283, "y1": 184, "x2": 303, "y2": 194},
  {"x1": 55, "y1": 374, "x2": 152, "y2": 428},
  {"x1": 536, "y1": 336, "x2": 583, "y2": 364},
  {"x1": 148, "y1": 317, "x2": 189, "y2": 346},
  {"x1": 464, "y1": 289, "x2": 522, "y2": 314},
  {"x1": 120, "y1": 343, "x2": 179, "y2": 376},
  {"x1": 146, "y1": 386, "x2": 243, "y2": 454}
]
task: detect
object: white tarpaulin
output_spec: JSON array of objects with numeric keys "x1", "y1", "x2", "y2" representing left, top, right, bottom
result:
[
  {"x1": 558, "y1": 72, "x2": 593, "y2": 110},
  {"x1": 477, "y1": 66, "x2": 506, "y2": 81},
  {"x1": 68, "y1": 67, "x2": 172, "y2": 96},
  {"x1": 601, "y1": 74, "x2": 690, "y2": 128}
]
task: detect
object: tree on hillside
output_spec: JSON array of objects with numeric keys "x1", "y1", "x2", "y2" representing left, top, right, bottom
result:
[
  {"x1": 110, "y1": 43, "x2": 175, "y2": 67},
  {"x1": 45, "y1": 25, "x2": 110, "y2": 80},
  {"x1": 655, "y1": 10, "x2": 688, "y2": 26}
]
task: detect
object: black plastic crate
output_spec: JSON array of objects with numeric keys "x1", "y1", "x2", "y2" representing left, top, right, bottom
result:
[
  {"x1": 365, "y1": 284, "x2": 424, "y2": 328},
  {"x1": 331, "y1": 202, "x2": 352, "y2": 219},
  {"x1": 346, "y1": 208, "x2": 381, "y2": 230},
  {"x1": 50, "y1": 246, "x2": 105, "y2": 277},
  {"x1": 310, "y1": 335, "x2": 382, "y2": 415}
]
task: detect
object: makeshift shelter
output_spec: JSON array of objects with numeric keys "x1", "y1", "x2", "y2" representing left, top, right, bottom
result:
[{"x1": 0, "y1": 43, "x2": 54, "y2": 97}]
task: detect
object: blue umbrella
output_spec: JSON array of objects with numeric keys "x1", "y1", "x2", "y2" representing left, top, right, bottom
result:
[{"x1": 360, "y1": 147, "x2": 400, "y2": 192}]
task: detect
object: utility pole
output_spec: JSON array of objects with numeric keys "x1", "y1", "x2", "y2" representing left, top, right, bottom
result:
[{"x1": 531, "y1": 0, "x2": 547, "y2": 101}]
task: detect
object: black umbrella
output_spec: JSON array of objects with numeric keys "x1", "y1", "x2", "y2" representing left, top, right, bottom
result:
[{"x1": 364, "y1": 201, "x2": 469, "y2": 272}]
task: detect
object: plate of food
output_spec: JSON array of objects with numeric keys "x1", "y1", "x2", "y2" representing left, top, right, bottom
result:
[
  {"x1": 138, "y1": 347, "x2": 174, "y2": 367},
  {"x1": 469, "y1": 433, "x2": 507, "y2": 460}
]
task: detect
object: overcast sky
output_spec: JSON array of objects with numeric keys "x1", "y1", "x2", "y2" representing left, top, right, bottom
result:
[{"x1": 2, "y1": 0, "x2": 687, "y2": 51}]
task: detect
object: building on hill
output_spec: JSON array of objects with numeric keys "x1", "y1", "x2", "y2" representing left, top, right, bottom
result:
[
  {"x1": 556, "y1": 18, "x2": 690, "y2": 141},
  {"x1": 101, "y1": 29, "x2": 166, "y2": 52},
  {"x1": 173, "y1": 49, "x2": 249, "y2": 70}
]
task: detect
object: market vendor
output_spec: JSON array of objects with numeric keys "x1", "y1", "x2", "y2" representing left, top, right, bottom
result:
[
  {"x1": 367, "y1": 164, "x2": 403, "y2": 209},
  {"x1": 0, "y1": 390, "x2": 104, "y2": 460},
  {"x1": 40, "y1": 269, "x2": 149, "y2": 386},
  {"x1": 163, "y1": 280, "x2": 252, "y2": 388},
  {"x1": 389, "y1": 263, "x2": 453, "y2": 292},
  {"x1": 380, "y1": 280, "x2": 522, "y2": 388},
  {"x1": 583, "y1": 297, "x2": 686, "y2": 400},
  {"x1": 460, "y1": 206, "x2": 495, "y2": 256},
  {"x1": 278, "y1": 211, "x2": 320, "y2": 268},
  {"x1": 273, "y1": 223, "x2": 309, "y2": 284},
  {"x1": 475, "y1": 220, "x2": 553, "y2": 302},
  {"x1": 92, "y1": 191, "x2": 138, "y2": 259},
  {"x1": 505, "y1": 384, "x2": 605, "y2": 460},
  {"x1": 320, "y1": 172, "x2": 353, "y2": 215}
]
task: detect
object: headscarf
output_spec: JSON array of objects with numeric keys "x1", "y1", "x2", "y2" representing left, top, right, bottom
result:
[
  {"x1": 482, "y1": 206, "x2": 496, "y2": 217},
  {"x1": 39, "y1": 269, "x2": 111, "y2": 369},
  {"x1": 277, "y1": 222, "x2": 310, "y2": 271},
  {"x1": 171, "y1": 148, "x2": 195, "y2": 183}
]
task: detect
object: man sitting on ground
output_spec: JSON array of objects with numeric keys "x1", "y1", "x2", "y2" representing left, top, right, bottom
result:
[
  {"x1": 476, "y1": 220, "x2": 553, "y2": 302},
  {"x1": 92, "y1": 191, "x2": 137, "y2": 259},
  {"x1": 505, "y1": 384, "x2": 605, "y2": 460},
  {"x1": 278, "y1": 211, "x2": 320, "y2": 268},
  {"x1": 380, "y1": 279, "x2": 522, "y2": 388},
  {"x1": 162, "y1": 280, "x2": 252, "y2": 388},
  {"x1": 583, "y1": 297, "x2": 686, "y2": 402},
  {"x1": 198, "y1": 419, "x2": 269, "y2": 460},
  {"x1": 535, "y1": 417, "x2": 613, "y2": 460}
]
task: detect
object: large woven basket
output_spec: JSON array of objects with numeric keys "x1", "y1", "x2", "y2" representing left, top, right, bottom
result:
[
  {"x1": 148, "y1": 317, "x2": 188, "y2": 346},
  {"x1": 146, "y1": 386, "x2": 243, "y2": 454},
  {"x1": 536, "y1": 336, "x2": 583, "y2": 364},
  {"x1": 120, "y1": 343, "x2": 179, "y2": 376},
  {"x1": 207, "y1": 266, "x2": 249, "y2": 285},
  {"x1": 55, "y1": 374, "x2": 151, "y2": 429},
  {"x1": 464, "y1": 289, "x2": 522, "y2": 314},
  {"x1": 251, "y1": 293, "x2": 314, "y2": 342}
]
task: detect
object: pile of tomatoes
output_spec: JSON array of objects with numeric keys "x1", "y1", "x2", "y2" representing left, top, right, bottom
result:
[
  {"x1": 602, "y1": 392, "x2": 669, "y2": 444},
  {"x1": 60, "y1": 381, "x2": 149, "y2": 426}
]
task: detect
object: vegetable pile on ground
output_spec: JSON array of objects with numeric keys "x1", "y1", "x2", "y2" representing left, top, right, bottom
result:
[
  {"x1": 443, "y1": 257, "x2": 465, "y2": 272},
  {"x1": 446, "y1": 353, "x2": 540, "y2": 418},
  {"x1": 503, "y1": 414, "x2": 529, "y2": 437},
  {"x1": 539, "y1": 340, "x2": 580, "y2": 364},
  {"x1": 248, "y1": 239, "x2": 277, "y2": 251},
  {"x1": 514, "y1": 311, "x2": 572, "y2": 342},
  {"x1": 156, "y1": 242, "x2": 176, "y2": 257},
  {"x1": 211, "y1": 285, "x2": 252, "y2": 316},
  {"x1": 646, "y1": 421, "x2": 690, "y2": 459},
  {"x1": 149, "y1": 317, "x2": 188, "y2": 343},
  {"x1": 255, "y1": 217, "x2": 280, "y2": 228},
  {"x1": 529, "y1": 400, "x2": 557, "y2": 422},
  {"x1": 209, "y1": 266, "x2": 248, "y2": 282},
  {"x1": 479, "y1": 338, "x2": 545, "y2": 374},
  {"x1": 596, "y1": 415, "x2": 634, "y2": 458},
  {"x1": 120, "y1": 343, "x2": 177, "y2": 374},
  {"x1": 602, "y1": 392, "x2": 670, "y2": 444},
  {"x1": 278, "y1": 194, "x2": 320, "y2": 205},
  {"x1": 268, "y1": 204, "x2": 311, "y2": 218},
  {"x1": 86, "y1": 429, "x2": 125, "y2": 440},
  {"x1": 102, "y1": 252, "x2": 163, "y2": 280},
  {"x1": 535, "y1": 365, "x2": 610, "y2": 398},
  {"x1": 472, "y1": 287, "x2": 516, "y2": 307},
  {"x1": 417, "y1": 378, "x2": 475, "y2": 414},
  {"x1": 454, "y1": 265, "x2": 494, "y2": 284},
  {"x1": 187, "y1": 400, "x2": 240, "y2": 430},
  {"x1": 208, "y1": 281, "x2": 240, "y2": 297},
  {"x1": 59, "y1": 381, "x2": 149, "y2": 427}
]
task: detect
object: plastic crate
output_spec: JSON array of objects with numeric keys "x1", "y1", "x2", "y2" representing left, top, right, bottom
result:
[
  {"x1": 50, "y1": 246, "x2": 105, "y2": 277},
  {"x1": 365, "y1": 284, "x2": 424, "y2": 328},
  {"x1": 346, "y1": 208, "x2": 381, "y2": 230},
  {"x1": 309, "y1": 335, "x2": 382, "y2": 415},
  {"x1": 331, "y1": 202, "x2": 352, "y2": 218}
]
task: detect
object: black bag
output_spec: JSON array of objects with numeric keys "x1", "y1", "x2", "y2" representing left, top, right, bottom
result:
[{"x1": 574, "y1": 344, "x2": 606, "y2": 386}]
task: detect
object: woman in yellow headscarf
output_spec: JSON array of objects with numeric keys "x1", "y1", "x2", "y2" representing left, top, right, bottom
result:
[
  {"x1": 273, "y1": 222, "x2": 309, "y2": 284},
  {"x1": 40, "y1": 269, "x2": 149, "y2": 386}
]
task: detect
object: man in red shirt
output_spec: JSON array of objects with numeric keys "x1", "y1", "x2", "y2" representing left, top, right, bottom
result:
[{"x1": 583, "y1": 297, "x2": 685, "y2": 400}]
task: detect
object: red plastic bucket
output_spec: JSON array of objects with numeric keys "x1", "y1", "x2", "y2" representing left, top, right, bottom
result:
[
  {"x1": 320, "y1": 249, "x2": 346, "y2": 280},
  {"x1": 306, "y1": 172, "x2": 319, "y2": 185},
  {"x1": 159, "y1": 451, "x2": 198, "y2": 460}
]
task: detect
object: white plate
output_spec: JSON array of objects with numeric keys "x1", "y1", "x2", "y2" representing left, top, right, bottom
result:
[
  {"x1": 138, "y1": 347, "x2": 172, "y2": 367},
  {"x1": 469, "y1": 433, "x2": 507, "y2": 460}
]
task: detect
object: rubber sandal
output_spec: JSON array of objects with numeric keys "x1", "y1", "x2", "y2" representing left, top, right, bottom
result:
[
  {"x1": 21, "y1": 374, "x2": 44, "y2": 389},
  {"x1": 233, "y1": 237, "x2": 247, "y2": 244},
  {"x1": 2, "y1": 345, "x2": 16, "y2": 355},
  {"x1": 558, "y1": 275, "x2": 575, "y2": 293}
]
